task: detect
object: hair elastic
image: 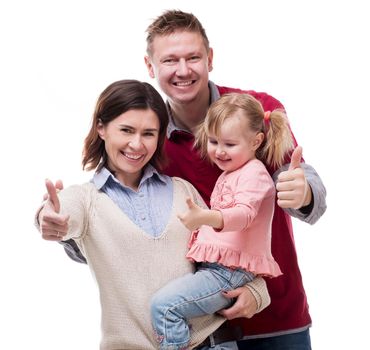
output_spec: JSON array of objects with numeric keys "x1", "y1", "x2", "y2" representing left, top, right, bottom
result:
[
  {"x1": 264, "y1": 111, "x2": 271, "y2": 121},
  {"x1": 264, "y1": 111, "x2": 271, "y2": 128}
]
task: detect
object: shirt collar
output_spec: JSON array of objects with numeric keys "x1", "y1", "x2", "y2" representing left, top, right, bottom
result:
[
  {"x1": 209, "y1": 80, "x2": 221, "y2": 103},
  {"x1": 166, "y1": 81, "x2": 220, "y2": 138},
  {"x1": 92, "y1": 164, "x2": 167, "y2": 190}
]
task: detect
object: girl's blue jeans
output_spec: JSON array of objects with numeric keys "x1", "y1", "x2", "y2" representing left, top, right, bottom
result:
[{"x1": 150, "y1": 262, "x2": 255, "y2": 350}]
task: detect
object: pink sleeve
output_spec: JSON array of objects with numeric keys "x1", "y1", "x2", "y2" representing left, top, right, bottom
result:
[{"x1": 218, "y1": 165, "x2": 275, "y2": 232}]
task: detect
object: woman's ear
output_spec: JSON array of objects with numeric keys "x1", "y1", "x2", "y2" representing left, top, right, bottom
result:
[{"x1": 97, "y1": 120, "x2": 105, "y2": 140}]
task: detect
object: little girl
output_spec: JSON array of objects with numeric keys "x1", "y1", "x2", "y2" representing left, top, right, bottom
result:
[{"x1": 151, "y1": 93, "x2": 295, "y2": 350}]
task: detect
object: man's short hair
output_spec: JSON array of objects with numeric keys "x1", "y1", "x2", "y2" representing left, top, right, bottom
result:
[{"x1": 146, "y1": 10, "x2": 210, "y2": 55}]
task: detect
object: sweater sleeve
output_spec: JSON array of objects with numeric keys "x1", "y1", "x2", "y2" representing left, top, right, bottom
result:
[
  {"x1": 33, "y1": 196, "x2": 88, "y2": 264},
  {"x1": 272, "y1": 163, "x2": 327, "y2": 224},
  {"x1": 174, "y1": 177, "x2": 209, "y2": 209},
  {"x1": 58, "y1": 184, "x2": 91, "y2": 241},
  {"x1": 244, "y1": 276, "x2": 271, "y2": 313}
]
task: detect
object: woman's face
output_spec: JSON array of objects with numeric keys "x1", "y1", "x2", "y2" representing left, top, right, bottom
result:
[{"x1": 97, "y1": 109, "x2": 160, "y2": 189}]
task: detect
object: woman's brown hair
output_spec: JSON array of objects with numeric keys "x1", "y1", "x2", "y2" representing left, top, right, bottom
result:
[{"x1": 82, "y1": 79, "x2": 168, "y2": 172}]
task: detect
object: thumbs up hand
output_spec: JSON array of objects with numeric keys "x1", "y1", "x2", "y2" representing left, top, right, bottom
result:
[
  {"x1": 178, "y1": 197, "x2": 205, "y2": 231},
  {"x1": 39, "y1": 179, "x2": 70, "y2": 241},
  {"x1": 178, "y1": 197, "x2": 224, "y2": 231},
  {"x1": 43, "y1": 179, "x2": 63, "y2": 201},
  {"x1": 276, "y1": 146, "x2": 312, "y2": 209}
]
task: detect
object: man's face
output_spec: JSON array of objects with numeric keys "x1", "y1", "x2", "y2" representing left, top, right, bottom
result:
[{"x1": 145, "y1": 31, "x2": 213, "y2": 106}]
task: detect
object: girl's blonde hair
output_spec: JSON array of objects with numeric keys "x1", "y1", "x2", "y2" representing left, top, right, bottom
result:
[{"x1": 195, "y1": 93, "x2": 294, "y2": 169}]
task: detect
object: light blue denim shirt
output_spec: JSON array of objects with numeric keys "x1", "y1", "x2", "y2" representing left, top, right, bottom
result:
[{"x1": 92, "y1": 165, "x2": 173, "y2": 237}]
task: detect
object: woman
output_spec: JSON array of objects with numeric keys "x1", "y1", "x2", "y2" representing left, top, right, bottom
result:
[{"x1": 37, "y1": 80, "x2": 269, "y2": 350}]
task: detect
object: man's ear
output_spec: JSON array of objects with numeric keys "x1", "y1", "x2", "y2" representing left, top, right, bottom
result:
[
  {"x1": 144, "y1": 56, "x2": 155, "y2": 79},
  {"x1": 208, "y1": 47, "x2": 214, "y2": 72}
]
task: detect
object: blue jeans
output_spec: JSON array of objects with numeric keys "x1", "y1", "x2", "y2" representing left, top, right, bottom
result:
[
  {"x1": 151, "y1": 262, "x2": 254, "y2": 350},
  {"x1": 196, "y1": 330, "x2": 311, "y2": 350},
  {"x1": 237, "y1": 329, "x2": 312, "y2": 350},
  {"x1": 196, "y1": 341, "x2": 239, "y2": 350}
]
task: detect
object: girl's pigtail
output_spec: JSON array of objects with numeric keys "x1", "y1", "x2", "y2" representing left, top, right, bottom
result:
[
  {"x1": 260, "y1": 109, "x2": 294, "y2": 168},
  {"x1": 194, "y1": 121, "x2": 209, "y2": 159}
]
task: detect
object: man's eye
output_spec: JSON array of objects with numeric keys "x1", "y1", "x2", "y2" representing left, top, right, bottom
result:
[
  {"x1": 189, "y1": 56, "x2": 200, "y2": 61},
  {"x1": 163, "y1": 58, "x2": 176, "y2": 64}
]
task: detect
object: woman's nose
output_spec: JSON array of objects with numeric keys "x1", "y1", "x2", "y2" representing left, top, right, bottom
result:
[{"x1": 128, "y1": 134, "x2": 142, "y2": 148}]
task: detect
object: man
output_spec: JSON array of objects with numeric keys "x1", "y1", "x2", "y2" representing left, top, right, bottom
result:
[
  {"x1": 48, "y1": 9, "x2": 326, "y2": 350},
  {"x1": 143, "y1": 10, "x2": 326, "y2": 350}
]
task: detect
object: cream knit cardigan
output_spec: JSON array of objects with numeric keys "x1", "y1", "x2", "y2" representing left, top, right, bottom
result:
[{"x1": 57, "y1": 177, "x2": 225, "y2": 350}]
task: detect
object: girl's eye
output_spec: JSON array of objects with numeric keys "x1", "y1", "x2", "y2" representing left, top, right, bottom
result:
[
  {"x1": 208, "y1": 139, "x2": 217, "y2": 145},
  {"x1": 226, "y1": 143, "x2": 235, "y2": 147}
]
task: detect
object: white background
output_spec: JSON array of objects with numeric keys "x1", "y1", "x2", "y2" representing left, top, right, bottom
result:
[{"x1": 1, "y1": 0, "x2": 369, "y2": 349}]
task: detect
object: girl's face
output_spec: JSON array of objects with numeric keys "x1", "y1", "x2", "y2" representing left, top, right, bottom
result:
[
  {"x1": 207, "y1": 111, "x2": 264, "y2": 173},
  {"x1": 97, "y1": 109, "x2": 160, "y2": 189}
]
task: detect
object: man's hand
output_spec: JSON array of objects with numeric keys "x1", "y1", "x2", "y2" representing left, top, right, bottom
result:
[
  {"x1": 39, "y1": 179, "x2": 69, "y2": 241},
  {"x1": 276, "y1": 146, "x2": 312, "y2": 209},
  {"x1": 218, "y1": 286, "x2": 258, "y2": 319}
]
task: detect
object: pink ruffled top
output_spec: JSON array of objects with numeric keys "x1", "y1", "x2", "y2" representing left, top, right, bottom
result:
[{"x1": 186, "y1": 159, "x2": 282, "y2": 277}]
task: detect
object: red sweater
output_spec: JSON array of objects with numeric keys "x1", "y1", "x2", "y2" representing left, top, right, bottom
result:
[{"x1": 163, "y1": 84, "x2": 311, "y2": 336}]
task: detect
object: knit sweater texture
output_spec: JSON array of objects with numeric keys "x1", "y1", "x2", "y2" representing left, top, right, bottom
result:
[{"x1": 59, "y1": 177, "x2": 224, "y2": 350}]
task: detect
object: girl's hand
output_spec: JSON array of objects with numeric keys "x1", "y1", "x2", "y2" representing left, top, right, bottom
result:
[{"x1": 177, "y1": 197, "x2": 206, "y2": 231}]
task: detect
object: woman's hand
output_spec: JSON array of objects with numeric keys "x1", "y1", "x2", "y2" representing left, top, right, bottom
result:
[
  {"x1": 39, "y1": 179, "x2": 69, "y2": 241},
  {"x1": 218, "y1": 286, "x2": 258, "y2": 319}
]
